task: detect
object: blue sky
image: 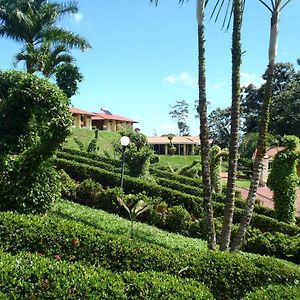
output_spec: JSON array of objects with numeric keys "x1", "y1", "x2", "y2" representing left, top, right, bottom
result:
[{"x1": 0, "y1": 0, "x2": 299, "y2": 136}]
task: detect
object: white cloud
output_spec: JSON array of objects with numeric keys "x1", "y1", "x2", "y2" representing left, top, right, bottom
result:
[
  {"x1": 212, "y1": 81, "x2": 225, "y2": 90},
  {"x1": 73, "y1": 13, "x2": 83, "y2": 24},
  {"x1": 163, "y1": 72, "x2": 197, "y2": 88},
  {"x1": 241, "y1": 72, "x2": 265, "y2": 87}
]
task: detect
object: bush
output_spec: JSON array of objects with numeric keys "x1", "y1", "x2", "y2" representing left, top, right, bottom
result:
[
  {"x1": 165, "y1": 205, "x2": 191, "y2": 234},
  {"x1": 74, "y1": 179, "x2": 104, "y2": 207},
  {"x1": 241, "y1": 284, "x2": 300, "y2": 300},
  {"x1": 0, "y1": 71, "x2": 71, "y2": 214},
  {"x1": 0, "y1": 210, "x2": 300, "y2": 300},
  {"x1": 0, "y1": 251, "x2": 213, "y2": 300},
  {"x1": 59, "y1": 169, "x2": 77, "y2": 200}
]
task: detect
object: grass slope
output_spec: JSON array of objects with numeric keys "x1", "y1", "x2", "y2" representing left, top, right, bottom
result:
[
  {"x1": 64, "y1": 128, "x2": 119, "y2": 155},
  {"x1": 52, "y1": 200, "x2": 207, "y2": 253}
]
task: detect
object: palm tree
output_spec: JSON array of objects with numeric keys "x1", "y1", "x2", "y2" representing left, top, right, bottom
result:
[
  {"x1": 150, "y1": 0, "x2": 217, "y2": 249},
  {"x1": 231, "y1": 0, "x2": 293, "y2": 252},
  {"x1": 218, "y1": 0, "x2": 243, "y2": 251},
  {"x1": 14, "y1": 43, "x2": 74, "y2": 78},
  {"x1": 0, "y1": 0, "x2": 90, "y2": 72}
]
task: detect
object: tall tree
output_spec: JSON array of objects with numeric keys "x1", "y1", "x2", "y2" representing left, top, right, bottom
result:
[
  {"x1": 0, "y1": 0, "x2": 90, "y2": 72},
  {"x1": 231, "y1": 0, "x2": 293, "y2": 251},
  {"x1": 151, "y1": 0, "x2": 217, "y2": 249},
  {"x1": 169, "y1": 99, "x2": 190, "y2": 136},
  {"x1": 197, "y1": 0, "x2": 217, "y2": 249}
]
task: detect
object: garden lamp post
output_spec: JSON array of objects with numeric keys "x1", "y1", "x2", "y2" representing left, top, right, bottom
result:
[{"x1": 120, "y1": 136, "x2": 130, "y2": 189}]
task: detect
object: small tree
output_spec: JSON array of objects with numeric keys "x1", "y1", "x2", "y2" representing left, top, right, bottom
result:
[
  {"x1": 169, "y1": 100, "x2": 190, "y2": 136},
  {"x1": 267, "y1": 135, "x2": 300, "y2": 224}
]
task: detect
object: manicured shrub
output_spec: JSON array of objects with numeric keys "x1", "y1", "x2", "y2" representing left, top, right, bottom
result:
[
  {"x1": 0, "y1": 210, "x2": 300, "y2": 300},
  {"x1": 165, "y1": 205, "x2": 191, "y2": 234},
  {"x1": 241, "y1": 284, "x2": 300, "y2": 300},
  {"x1": 0, "y1": 71, "x2": 71, "y2": 214},
  {"x1": 75, "y1": 179, "x2": 104, "y2": 207},
  {"x1": 59, "y1": 169, "x2": 77, "y2": 200},
  {"x1": 0, "y1": 251, "x2": 213, "y2": 300}
]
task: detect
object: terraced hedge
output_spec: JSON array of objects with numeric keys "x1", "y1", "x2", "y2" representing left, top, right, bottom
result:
[
  {"x1": 0, "y1": 251, "x2": 213, "y2": 299},
  {"x1": 0, "y1": 210, "x2": 299, "y2": 300},
  {"x1": 54, "y1": 157, "x2": 300, "y2": 237}
]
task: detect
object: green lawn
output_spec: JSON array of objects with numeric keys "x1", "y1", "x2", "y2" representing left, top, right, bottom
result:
[
  {"x1": 51, "y1": 200, "x2": 207, "y2": 254},
  {"x1": 64, "y1": 128, "x2": 119, "y2": 155},
  {"x1": 157, "y1": 155, "x2": 200, "y2": 170}
]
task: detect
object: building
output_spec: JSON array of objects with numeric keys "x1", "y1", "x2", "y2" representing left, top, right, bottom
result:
[
  {"x1": 92, "y1": 109, "x2": 137, "y2": 131},
  {"x1": 69, "y1": 107, "x2": 137, "y2": 131},
  {"x1": 69, "y1": 107, "x2": 93, "y2": 129},
  {"x1": 147, "y1": 136, "x2": 201, "y2": 155}
]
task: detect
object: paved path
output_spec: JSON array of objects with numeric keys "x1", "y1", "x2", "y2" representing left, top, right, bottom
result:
[{"x1": 221, "y1": 172, "x2": 300, "y2": 216}]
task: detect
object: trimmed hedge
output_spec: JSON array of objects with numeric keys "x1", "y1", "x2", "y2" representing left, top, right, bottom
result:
[
  {"x1": 241, "y1": 284, "x2": 300, "y2": 300},
  {"x1": 54, "y1": 158, "x2": 204, "y2": 217},
  {"x1": 54, "y1": 157, "x2": 300, "y2": 237},
  {"x1": 0, "y1": 251, "x2": 213, "y2": 299},
  {"x1": 0, "y1": 210, "x2": 300, "y2": 300}
]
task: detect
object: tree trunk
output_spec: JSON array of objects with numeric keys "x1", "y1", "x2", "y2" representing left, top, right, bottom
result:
[
  {"x1": 220, "y1": 0, "x2": 242, "y2": 251},
  {"x1": 197, "y1": 0, "x2": 216, "y2": 250},
  {"x1": 231, "y1": 9, "x2": 279, "y2": 252}
]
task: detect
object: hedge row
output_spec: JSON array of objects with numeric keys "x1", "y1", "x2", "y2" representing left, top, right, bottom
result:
[
  {"x1": 60, "y1": 149, "x2": 278, "y2": 221},
  {"x1": 0, "y1": 250, "x2": 212, "y2": 300},
  {"x1": 54, "y1": 158, "x2": 204, "y2": 217},
  {"x1": 61, "y1": 148, "x2": 203, "y2": 187},
  {"x1": 0, "y1": 211, "x2": 299, "y2": 300},
  {"x1": 54, "y1": 157, "x2": 300, "y2": 237}
]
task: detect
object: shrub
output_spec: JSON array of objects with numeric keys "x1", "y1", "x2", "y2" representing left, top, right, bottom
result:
[
  {"x1": 0, "y1": 210, "x2": 300, "y2": 300},
  {"x1": 0, "y1": 251, "x2": 213, "y2": 300},
  {"x1": 58, "y1": 169, "x2": 77, "y2": 200},
  {"x1": 241, "y1": 284, "x2": 300, "y2": 300},
  {"x1": 0, "y1": 71, "x2": 71, "y2": 214},
  {"x1": 74, "y1": 179, "x2": 104, "y2": 207},
  {"x1": 165, "y1": 205, "x2": 192, "y2": 234}
]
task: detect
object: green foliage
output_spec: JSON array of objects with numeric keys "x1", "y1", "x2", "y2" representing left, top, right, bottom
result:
[
  {"x1": 1, "y1": 207, "x2": 300, "y2": 300},
  {"x1": 0, "y1": 251, "x2": 213, "y2": 300},
  {"x1": 178, "y1": 160, "x2": 201, "y2": 179},
  {"x1": 0, "y1": 71, "x2": 71, "y2": 213},
  {"x1": 169, "y1": 100, "x2": 190, "y2": 136},
  {"x1": 165, "y1": 205, "x2": 191, "y2": 234},
  {"x1": 208, "y1": 107, "x2": 231, "y2": 148},
  {"x1": 210, "y1": 145, "x2": 228, "y2": 193},
  {"x1": 114, "y1": 127, "x2": 154, "y2": 177},
  {"x1": 267, "y1": 135, "x2": 300, "y2": 223},
  {"x1": 242, "y1": 284, "x2": 300, "y2": 300},
  {"x1": 55, "y1": 63, "x2": 83, "y2": 98},
  {"x1": 87, "y1": 129, "x2": 99, "y2": 153},
  {"x1": 58, "y1": 169, "x2": 77, "y2": 200}
]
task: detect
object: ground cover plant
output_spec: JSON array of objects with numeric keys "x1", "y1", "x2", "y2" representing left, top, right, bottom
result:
[{"x1": 0, "y1": 200, "x2": 299, "y2": 300}]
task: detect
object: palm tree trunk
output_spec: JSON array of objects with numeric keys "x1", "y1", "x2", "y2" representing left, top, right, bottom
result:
[
  {"x1": 220, "y1": 0, "x2": 242, "y2": 251},
  {"x1": 197, "y1": 0, "x2": 216, "y2": 250},
  {"x1": 231, "y1": 8, "x2": 279, "y2": 252}
]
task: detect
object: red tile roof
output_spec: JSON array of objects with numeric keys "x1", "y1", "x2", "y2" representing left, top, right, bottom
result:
[
  {"x1": 252, "y1": 146, "x2": 285, "y2": 160},
  {"x1": 92, "y1": 112, "x2": 137, "y2": 123},
  {"x1": 69, "y1": 107, "x2": 94, "y2": 116}
]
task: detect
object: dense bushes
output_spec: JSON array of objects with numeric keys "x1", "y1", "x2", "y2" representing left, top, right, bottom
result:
[
  {"x1": 0, "y1": 210, "x2": 299, "y2": 300},
  {"x1": 54, "y1": 157, "x2": 300, "y2": 237},
  {"x1": 0, "y1": 71, "x2": 71, "y2": 214},
  {"x1": 0, "y1": 251, "x2": 213, "y2": 300},
  {"x1": 241, "y1": 284, "x2": 300, "y2": 300}
]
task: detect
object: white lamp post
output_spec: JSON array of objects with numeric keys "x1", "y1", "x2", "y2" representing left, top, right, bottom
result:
[{"x1": 120, "y1": 136, "x2": 130, "y2": 189}]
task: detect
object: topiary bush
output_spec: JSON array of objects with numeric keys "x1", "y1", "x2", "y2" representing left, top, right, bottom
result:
[
  {"x1": 267, "y1": 135, "x2": 300, "y2": 224},
  {"x1": 165, "y1": 205, "x2": 191, "y2": 234},
  {"x1": 0, "y1": 71, "x2": 71, "y2": 214}
]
